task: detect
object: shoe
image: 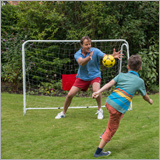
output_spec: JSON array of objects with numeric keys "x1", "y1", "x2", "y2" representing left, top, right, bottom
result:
[
  {"x1": 99, "y1": 131, "x2": 110, "y2": 143},
  {"x1": 55, "y1": 111, "x2": 65, "y2": 119},
  {"x1": 99, "y1": 132, "x2": 103, "y2": 139},
  {"x1": 94, "y1": 151, "x2": 111, "y2": 157},
  {"x1": 95, "y1": 108, "x2": 103, "y2": 119},
  {"x1": 99, "y1": 129, "x2": 106, "y2": 139}
]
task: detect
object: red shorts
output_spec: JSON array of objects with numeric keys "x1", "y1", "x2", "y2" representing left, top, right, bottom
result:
[{"x1": 73, "y1": 77, "x2": 101, "y2": 91}]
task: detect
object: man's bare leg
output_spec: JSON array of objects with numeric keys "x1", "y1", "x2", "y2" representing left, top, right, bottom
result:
[
  {"x1": 92, "y1": 82, "x2": 102, "y2": 110},
  {"x1": 63, "y1": 86, "x2": 80, "y2": 114}
]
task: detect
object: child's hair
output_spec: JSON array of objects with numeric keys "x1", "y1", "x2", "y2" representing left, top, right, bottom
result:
[
  {"x1": 128, "y1": 55, "x2": 142, "y2": 71},
  {"x1": 80, "y1": 36, "x2": 91, "y2": 45}
]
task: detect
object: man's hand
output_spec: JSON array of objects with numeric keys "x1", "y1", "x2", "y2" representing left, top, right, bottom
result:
[
  {"x1": 77, "y1": 50, "x2": 94, "y2": 66},
  {"x1": 112, "y1": 48, "x2": 123, "y2": 60},
  {"x1": 89, "y1": 50, "x2": 94, "y2": 60}
]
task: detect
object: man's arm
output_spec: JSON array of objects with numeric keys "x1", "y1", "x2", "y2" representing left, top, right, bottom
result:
[{"x1": 77, "y1": 50, "x2": 94, "y2": 66}]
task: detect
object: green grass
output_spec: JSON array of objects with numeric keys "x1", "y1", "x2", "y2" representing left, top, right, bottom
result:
[{"x1": 1, "y1": 93, "x2": 159, "y2": 159}]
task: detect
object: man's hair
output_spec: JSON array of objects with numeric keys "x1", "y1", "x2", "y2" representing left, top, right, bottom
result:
[
  {"x1": 80, "y1": 36, "x2": 91, "y2": 45},
  {"x1": 128, "y1": 55, "x2": 142, "y2": 71}
]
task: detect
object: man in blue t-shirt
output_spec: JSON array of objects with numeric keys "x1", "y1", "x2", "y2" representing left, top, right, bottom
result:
[
  {"x1": 55, "y1": 36, "x2": 122, "y2": 119},
  {"x1": 92, "y1": 55, "x2": 153, "y2": 158}
]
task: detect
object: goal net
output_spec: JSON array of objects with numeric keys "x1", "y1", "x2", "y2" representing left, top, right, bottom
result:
[{"x1": 22, "y1": 39, "x2": 130, "y2": 115}]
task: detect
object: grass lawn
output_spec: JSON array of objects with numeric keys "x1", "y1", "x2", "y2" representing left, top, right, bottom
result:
[{"x1": 1, "y1": 92, "x2": 159, "y2": 159}]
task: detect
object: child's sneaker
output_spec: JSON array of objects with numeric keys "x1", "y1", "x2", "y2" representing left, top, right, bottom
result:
[
  {"x1": 95, "y1": 108, "x2": 103, "y2": 119},
  {"x1": 94, "y1": 151, "x2": 111, "y2": 157},
  {"x1": 55, "y1": 111, "x2": 65, "y2": 119},
  {"x1": 99, "y1": 132, "x2": 103, "y2": 139},
  {"x1": 99, "y1": 129, "x2": 106, "y2": 139}
]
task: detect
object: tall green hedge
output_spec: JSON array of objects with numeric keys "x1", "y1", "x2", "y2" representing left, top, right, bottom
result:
[{"x1": 1, "y1": 1, "x2": 159, "y2": 93}]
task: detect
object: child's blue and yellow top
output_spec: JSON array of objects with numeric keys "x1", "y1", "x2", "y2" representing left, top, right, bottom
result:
[{"x1": 106, "y1": 71, "x2": 146, "y2": 114}]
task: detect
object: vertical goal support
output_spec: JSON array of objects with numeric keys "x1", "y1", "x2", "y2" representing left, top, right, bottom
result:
[
  {"x1": 120, "y1": 43, "x2": 132, "y2": 111},
  {"x1": 22, "y1": 39, "x2": 130, "y2": 115}
]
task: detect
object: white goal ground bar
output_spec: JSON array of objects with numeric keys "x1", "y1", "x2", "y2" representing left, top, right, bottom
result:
[
  {"x1": 22, "y1": 39, "x2": 132, "y2": 115},
  {"x1": 25, "y1": 105, "x2": 106, "y2": 110}
]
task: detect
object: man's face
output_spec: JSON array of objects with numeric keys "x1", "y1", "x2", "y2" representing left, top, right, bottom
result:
[{"x1": 81, "y1": 39, "x2": 91, "y2": 53}]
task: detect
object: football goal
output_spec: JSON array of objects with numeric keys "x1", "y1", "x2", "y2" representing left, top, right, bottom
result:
[{"x1": 22, "y1": 39, "x2": 131, "y2": 115}]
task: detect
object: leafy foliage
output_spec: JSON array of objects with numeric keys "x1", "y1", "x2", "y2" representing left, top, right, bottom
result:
[
  {"x1": 1, "y1": 32, "x2": 29, "y2": 92},
  {"x1": 16, "y1": 1, "x2": 64, "y2": 40},
  {"x1": 139, "y1": 43, "x2": 159, "y2": 92},
  {"x1": 1, "y1": 3, "x2": 18, "y2": 34},
  {"x1": 1, "y1": 1, "x2": 159, "y2": 93}
]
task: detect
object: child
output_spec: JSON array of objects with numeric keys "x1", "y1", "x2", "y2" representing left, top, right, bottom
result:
[{"x1": 92, "y1": 55, "x2": 153, "y2": 158}]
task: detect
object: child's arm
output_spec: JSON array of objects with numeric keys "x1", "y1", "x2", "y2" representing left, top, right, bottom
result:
[
  {"x1": 92, "y1": 79, "x2": 115, "y2": 99},
  {"x1": 143, "y1": 93, "x2": 153, "y2": 104}
]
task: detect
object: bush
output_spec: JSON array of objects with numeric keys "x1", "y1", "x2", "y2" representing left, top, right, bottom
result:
[
  {"x1": 1, "y1": 32, "x2": 29, "y2": 92},
  {"x1": 139, "y1": 44, "x2": 159, "y2": 92},
  {"x1": 1, "y1": 1, "x2": 159, "y2": 94},
  {"x1": 16, "y1": 1, "x2": 64, "y2": 40},
  {"x1": 1, "y1": 4, "x2": 18, "y2": 35}
]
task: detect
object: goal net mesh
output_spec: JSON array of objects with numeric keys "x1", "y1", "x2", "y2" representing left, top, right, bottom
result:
[{"x1": 22, "y1": 40, "x2": 129, "y2": 114}]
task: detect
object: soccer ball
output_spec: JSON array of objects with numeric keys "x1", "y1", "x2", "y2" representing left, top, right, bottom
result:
[{"x1": 102, "y1": 55, "x2": 115, "y2": 68}]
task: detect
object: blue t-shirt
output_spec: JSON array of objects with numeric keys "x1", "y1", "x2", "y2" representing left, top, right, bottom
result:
[
  {"x1": 106, "y1": 71, "x2": 146, "y2": 114},
  {"x1": 74, "y1": 47, "x2": 105, "y2": 81}
]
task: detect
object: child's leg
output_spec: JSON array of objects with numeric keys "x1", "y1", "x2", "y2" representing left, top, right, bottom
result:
[
  {"x1": 98, "y1": 138, "x2": 107, "y2": 149},
  {"x1": 94, "y1": 139, "x2": 111, "y2": 157},
  {"x1": 94, "y1": 102, "x2": 123, "y2": 157},
  {"x1": 101, "y1": 102, "x2": 123, "y2": 145}
]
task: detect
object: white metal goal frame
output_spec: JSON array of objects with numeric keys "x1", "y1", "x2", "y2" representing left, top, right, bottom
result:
[{"x1": 22, "y1": 39, "x2": 131, "y2": 115}]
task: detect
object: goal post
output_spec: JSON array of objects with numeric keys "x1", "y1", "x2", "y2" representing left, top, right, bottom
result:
[{"x1": 22, "y1": 39, "x2": 131, "y2": 115}]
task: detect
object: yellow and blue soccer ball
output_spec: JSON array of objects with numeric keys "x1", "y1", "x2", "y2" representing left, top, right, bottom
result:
[{"x1": 102, "y1": 55, "x2": 115, "y2": 68}]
